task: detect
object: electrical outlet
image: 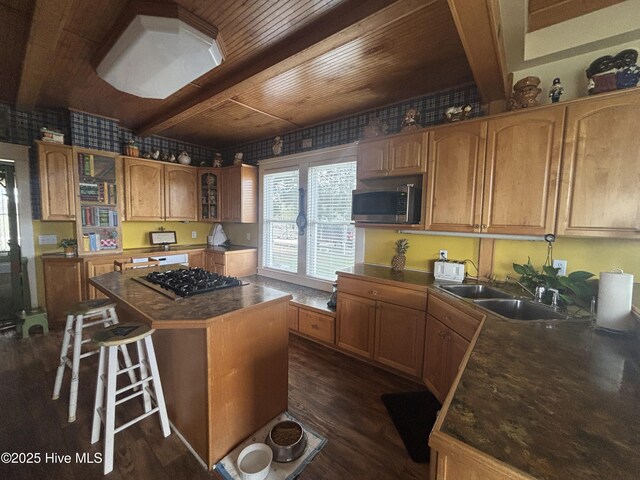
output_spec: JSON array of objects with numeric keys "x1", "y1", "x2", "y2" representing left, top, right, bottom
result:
[
  {"x1": 38, "y1": 234, "x2": 57, "y2": 245},
  {"x1": 191, "y1": 231, "x2": 197, "y2": 239},
  {"x1": 246, "y1": 233, "x2": 251, "y2": 241},
  {"x1": 439, "y1": 250, "x2": 448, "y2": 260},
  {"x1": 553, "y1": 259, "x2": 567, "y2": 276}
]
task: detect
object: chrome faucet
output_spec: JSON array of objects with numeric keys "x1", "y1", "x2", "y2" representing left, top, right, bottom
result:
[
  {"x1": 505, "y1": 275, "x2": 535, "y2": 298},
  {"x1": 534, "y1": 286, "x2": 545, "y2": 303},
  {"x1": 548, "y1": 288, "x2": 560, "y2": 310}
]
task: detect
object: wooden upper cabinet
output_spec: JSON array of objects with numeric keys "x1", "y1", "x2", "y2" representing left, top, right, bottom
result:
[
  {"x1": 388, "y1": 131, "x2": 427, "y2": 175},
  {"x1": 557, "y1": 91, "x2": 640, "y2": 237},
  {"x1": 220, "y1": 165, "x2": 257, "y2": 223},
  {"x1": 426, "y1": 122, "x2": 487, "y2": 232},
  {"x1": 357, "y1": 138, "x2": 388, "y2": 178},
  {"x1": 198, "y1": 168, "x2": 221, "y2": 221},
  {"x1": 483, "y1": 107, "x2": 564, "y2": 235},
  {"x1": 357, "y1": 131, "x2": 427, "y2": 179},
  {"x1": 38, "y1": 142, "x2": 76, "y2": 220},
  {"x1": 164, "y1": 164, "x2": 197, "y2": 221},
  {"x1": 124, "y1": 157, "x2": 164, "y2": 221}
]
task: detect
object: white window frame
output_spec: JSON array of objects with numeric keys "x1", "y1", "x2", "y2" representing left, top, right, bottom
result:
[{"x1": 259, "y1": 143, "x2": 364, "y2": 291}]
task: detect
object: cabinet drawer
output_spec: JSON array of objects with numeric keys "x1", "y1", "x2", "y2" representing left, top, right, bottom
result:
[
  {"x1": 299, "y1": 308, "x2": 334, "y2": 344},
  {"x1": 338, "y1": 277, "x2": 427, "y2": 311},
  {"x1": 427, "y1": 294, "x2": 481, "y2": 341}
]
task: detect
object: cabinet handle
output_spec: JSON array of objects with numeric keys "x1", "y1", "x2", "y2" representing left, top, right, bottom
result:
[
  {"x1": 481, "y1": 224, "x2": 487, "y2": 229},
  {"x1": 369, "y1": 290, "x2": 378, "y2": 296},
  {"x1": 473, "y1": 224, "x2": 480, "y2": 228}
]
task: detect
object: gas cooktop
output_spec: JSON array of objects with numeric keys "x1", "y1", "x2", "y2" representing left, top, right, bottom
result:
[{"x1": 138, "y1": 268, "x2": 246, "y2": 299}]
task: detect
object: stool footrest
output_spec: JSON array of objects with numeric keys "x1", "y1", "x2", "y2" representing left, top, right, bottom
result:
[
  {"x1": 115, "y1": 376, "x2": 152, "y2": 396},
  {"x1": 114, "y1": 407, "x2": 160, "y2": 434}
]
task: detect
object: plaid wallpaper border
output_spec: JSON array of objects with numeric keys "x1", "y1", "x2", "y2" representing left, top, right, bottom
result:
[{"x1": 222, "y1": 83, "x2": 482, "y2": 166}]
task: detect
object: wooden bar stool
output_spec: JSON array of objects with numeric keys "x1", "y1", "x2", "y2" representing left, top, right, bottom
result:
[
  {"x1": 52, "y1": 299, "x2": 137, "y2": 422},
  {"x1": 91, "y1": 323, "x2": 170, "y2": 475}
]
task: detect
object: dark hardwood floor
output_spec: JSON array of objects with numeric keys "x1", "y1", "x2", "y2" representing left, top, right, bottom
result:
[{"x1": 0, "y1": 328, "x2": 430, "y2": 479}]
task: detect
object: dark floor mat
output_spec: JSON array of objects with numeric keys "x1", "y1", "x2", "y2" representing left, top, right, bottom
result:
[{"x1": 381, "y1": 390, "x2": 441, "y2": 463}]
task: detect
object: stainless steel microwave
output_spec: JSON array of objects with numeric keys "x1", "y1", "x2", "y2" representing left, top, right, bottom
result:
[{"x1": 351, "y1": 185, "x2": 421, "y2": 224}]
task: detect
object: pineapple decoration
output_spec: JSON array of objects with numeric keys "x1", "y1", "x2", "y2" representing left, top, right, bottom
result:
[{"x1": 392, "y1": 238, "x2": 409, "y2": 272}]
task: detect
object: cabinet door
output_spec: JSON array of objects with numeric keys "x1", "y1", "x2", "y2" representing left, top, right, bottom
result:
[
  {"x1": 198, "y1": 169, "x2": 220, "y2": 221},
  {"x1": 336, "y1": 292, "x2": 376, "y2": 359},
  {"x1": 165, "y1": 164, "x2": 197, "y2": 221},
  {"x1": 124, "y1": 158, "x2": 164, "y2": 221},
  {"x1": 188, "y1": 251, "x2": 205, "y2": 268},
  {"x1": 357, "y1": 139, "x2": 388, "y2": 178},
  {"x1": 483, "y1": 107, "x2": 564, "y2": 235},
  {"x1": 220, "y1": 166, "x2": 240, "y2": 221},
  {"x1": 225, "y1": 251, "x2": 257, "y2": 277},
  {"x1": 388, "y1": 131, "x2": 427, "y2": 175},
  {"x1": 374, "y1": 301, "x2": 426, "y2": 377},
  {"x1": 423, "y1": 315, "x2": 450, "y2": 403},
  {"x1": 557, "y1": 92, "x2": 640, "y2": 237},
  {"x1": 448, "y1": 329, "x2": 469, "y2": 391},
  {"x1": 38, "y1": 143, "x2": 76, "y2": 220},
  {"x1": 426, "y1": 122, "x2": 487, "y2": 232},
  {"x1": 86, "y1": 257, "x2": 125, "y2": 299},
  {"x1": 43, "y1": 259, "x2": 83, "y2": 328}
]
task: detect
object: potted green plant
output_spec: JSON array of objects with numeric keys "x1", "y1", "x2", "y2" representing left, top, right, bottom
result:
[
  {"x1": 512, "y1": 258, "x2": 597, "y2": 308},
  {"x1": 58, "y1": 238, "x2": 77, "y2": 257}
]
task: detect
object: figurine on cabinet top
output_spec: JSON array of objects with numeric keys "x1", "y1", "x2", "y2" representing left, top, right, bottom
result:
[
  {"x1": 548, "y1": 78, "x2": 564, "y2": 103},
  {"x1": 587, "y1": 49, "x2": 640, "y2": 94},
  {"x1": 177, "y1": 151, "x2": 191, "y2": 165},
  {"x1": 509, "y1": 76, "x2": 542, "y2": 110},
  {"x1": 362, "y1": 117, "x2": 389, "y2": 138},
  {"x1": 400, "y1": 108, "x2": 421, "y2": 132},
  {"x1": 234, "y1": 152, "x2": 243, "y2": 165},
  {"x1": 444, "y1": 104, "x2": 472, "y2": 122},
  {"x1": 151, "y1": 149, "x2": 160, "y2": 160},
  {"x1": 213, "y1": 152, "x2": 223, "y2": 167},
  {"x1": 272, "y1": 136, "x2": 283, "y2": 156}
]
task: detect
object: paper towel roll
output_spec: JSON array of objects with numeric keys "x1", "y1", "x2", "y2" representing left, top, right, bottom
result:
[{"x1": 596, "y1": 270, "x2": 634, "y2": 332}]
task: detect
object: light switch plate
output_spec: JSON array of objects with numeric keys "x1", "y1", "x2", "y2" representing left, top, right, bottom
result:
[
  {"x1": 191, "y1": 231, "x2": 197, "y2": 239},
  {"x1": 39, "y1": 234, "x2": 57, "y2": 245}
]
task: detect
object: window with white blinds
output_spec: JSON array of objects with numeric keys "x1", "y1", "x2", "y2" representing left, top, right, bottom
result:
[
  {"x1": 262, "y1": 169, "x2": 299, "y2": 272},
  {"x1": 306, "y1": 162, "x2": 357, "y2": 280}
]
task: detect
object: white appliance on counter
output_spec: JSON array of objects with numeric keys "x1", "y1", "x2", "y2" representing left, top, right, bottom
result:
[
  {"x1": 148, "y1": 253, "x2": 189, "y2": 266},
  {"x1": 208, "y1": 223, "x2": 228, "y2": 246},
  {"x1": 434, "y1": 260, "x2": 465, "y2": 283}
]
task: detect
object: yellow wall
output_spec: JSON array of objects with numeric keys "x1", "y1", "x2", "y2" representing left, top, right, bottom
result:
[
  {"x1": 493, "y1": 237, "x2": 640, "y2": 279},
  {"x1": 363, "y1": 229, "x2": 479, "y2": 272},
  {"x1": 363, "y1": 229, "x2": 640, "y2": 280},
  {"x1": 121, "y1": 221, "x2": 213, "y2": 248}
]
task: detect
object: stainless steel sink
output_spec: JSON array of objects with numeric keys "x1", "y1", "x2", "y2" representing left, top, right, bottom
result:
[
  {"x1": 473, "y1": 299, "x2": 567, "y2": 321},
  {"x1": 438, "y1": 284, "x2": 515, "y2": 299}
]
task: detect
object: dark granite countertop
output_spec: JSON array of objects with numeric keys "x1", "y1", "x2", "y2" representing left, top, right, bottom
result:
[
  {"x1": 89, "y1": 266, "x2": 290, "y2": 329},
  {"x1": 42, "y1": 244, "x2": 256, "y2": 259},
  {"x1": 243, "y1": 275, "x2": 335, "y2": 315},
  {"x1": 337, "y1": 264, "x2": 435, "y2": 291},
  {"x1": 338, "y1": 264, "x2": 640, "y2": 479}
]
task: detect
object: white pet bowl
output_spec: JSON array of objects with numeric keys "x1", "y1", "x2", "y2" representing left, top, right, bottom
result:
[{"x1": 237, "y1": 443, "x2": 273, "y2": 480}]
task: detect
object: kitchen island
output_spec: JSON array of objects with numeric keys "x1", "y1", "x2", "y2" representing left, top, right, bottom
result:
[{"x1": 90, "y1": 267, "x2": 292, "y2": 469}]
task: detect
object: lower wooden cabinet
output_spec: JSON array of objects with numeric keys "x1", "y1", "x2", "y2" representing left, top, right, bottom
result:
[
  {"x1": 205, "y1": 249, "x2": 257, "y2": 277},
  {"x1": 43, "y1": 257, "x2": 84, "y2": 328},
  {"x1": 336, "y1": 292, "x2": 376, "y2": 358},
  {"x1": 298, "y1": 308, "x2": 335, "y2": 344},
  {"x1": 423, "y1": 294, "x2": 482, "y2": 403},
  {"x1": 188, "y1": 251, "x2": 205, "y2": 269},
  {"x1": 86, "y1": 256, "x2": 127, "y2": 299},
  {"x1": 375, "y1": 301, "x2": 426, "y2": 377}
]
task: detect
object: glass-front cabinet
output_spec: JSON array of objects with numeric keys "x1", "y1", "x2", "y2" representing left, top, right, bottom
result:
[
  {"x1": 74, "y1": 148, "x2": 123, "y2": 255},
  {"x1": 198, "y1": 168, "x2": 221, "y2": 221}
]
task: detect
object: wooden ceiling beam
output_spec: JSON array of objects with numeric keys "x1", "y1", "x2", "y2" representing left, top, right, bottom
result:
[
  {"x1": 446, "y1": 0, "x2": 507, "y2": 104},
  {"x1": 136, "y1": 0, "x2": 434, "y2": 137},
  {"x1": 16, "y1": 0, "x2": 75, "y2": 111},
  {"x1": 227, "y1": 99, "x2": 301, "y2": 128}
]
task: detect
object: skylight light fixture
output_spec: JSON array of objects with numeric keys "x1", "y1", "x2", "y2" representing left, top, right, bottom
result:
[{"x1": 95, "y1": 3, "x2": 224, "y2": 99}]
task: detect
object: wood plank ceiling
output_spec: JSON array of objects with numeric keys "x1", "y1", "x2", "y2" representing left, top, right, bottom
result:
[
  {"x1": 2, "y1": 0, "x2": 482, "y2": 147},
  {"x1": 527, "y1": 0, "x2": 625, "y2": 32}
]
